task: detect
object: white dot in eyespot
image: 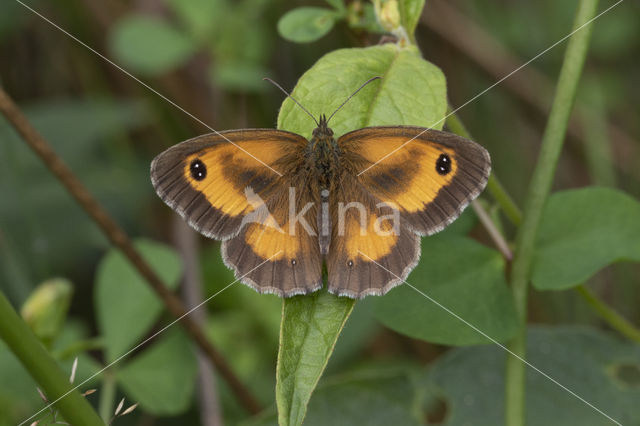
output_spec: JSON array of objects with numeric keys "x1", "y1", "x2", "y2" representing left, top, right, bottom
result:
[
  {"x1": 347, "y1": 260, "x2": 354, "y2": 267},
  {"x1": 291, "y1": 259, "x2": 297, "y2": 266},
  {"x1": 321, "y1": 189, "x2": 329, "y2": 197}
]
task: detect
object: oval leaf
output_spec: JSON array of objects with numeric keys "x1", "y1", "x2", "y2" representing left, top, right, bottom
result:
[
  {"x1": 95, "y1": 239, "x2": 182, "y2": 362},
  {"x1": 249, "y1": 369, "x2": 421, "y2": 426},
  {"x1": 375, "y1": 236, "x2": 518, "y2": 346},
  {"x1": 274, "y1": 43, "x2": 448, "y2": 424},
  {"x1": 277, "y1": 44, "x2": 446, "y2": 139},
  {"x1": 277, "y1": 7, "x2": 337, "y2": 43},
  {"x1": 276, "y1": 291, "x2": 355, "y2": 426},
  {"x1": 532, "y1": 187, "x2": 640, "y2": 290},
  {"x1": 116, "y1": 328, "x2": 197, "y2": 415},
  {"x1": 109, "y1": 15, "x2": 196, "y2": 75},
  {"x1": 426, "y1": 326, "x2": 640, "y2": 425}
]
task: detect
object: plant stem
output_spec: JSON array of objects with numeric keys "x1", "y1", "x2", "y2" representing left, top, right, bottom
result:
[
  {"x1": 445, "y1": 111, "x2": 522, "y2": 225},
  {"x1": 505, "y1": 1, "x2": 600, "y2": 425},
  {"x1": 487, "y1": 175, "x2": 522, "y2": 226},
  {"x1": 0, "y1": 291, "x2": 104, "y2": 425},
  {"x1": 576, "y1": 285, "x2": 640, "y2": 343},
  {"x1": 98, "y1": 370, "x2": 117, "y2": 423}
]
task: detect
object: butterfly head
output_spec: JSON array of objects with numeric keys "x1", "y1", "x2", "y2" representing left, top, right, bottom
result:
[{"x1": 312, "y1": 114, "x2": 334, "y2": 139}]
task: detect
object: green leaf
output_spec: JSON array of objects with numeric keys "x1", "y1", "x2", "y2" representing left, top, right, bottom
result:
[
  {"x1": 20, "y1": 278, "x2": 73, "y2": 346},
  {"x1": 277, "y1": 44, "x2": 446, "y2": 139},
  {"x1": 277, "y1": 7, "x2": 338, "y2": 43},
  {"x1": 272, "y1": 42, "x2": 447, "y2": 425},
  {"x1": 374, "y1": 236, "x2": 518, "y2": 345},
  {"x1": 399, "y1": 0, "x2": 426, "y2": 38},
  {"x1": 276, "y1": 290, "x2": 355, "y2": 426},
  {"x1": 426, "y1": 326, "x2": 640, "y2": 425},
  {"x1": 166, "y1": 0, "x2": 223, "y2": 40},
  {"x1": 249, "y1": 368, "x2": 422, "y2": 426},
  {"x1": 116, "y1": 328, "x2": 197, "y2": 415},
  {"x1": 95, "y1": 239, "x2": 182, "y2": 362},
  {"x1": 532, "y1": 187, "x2": 640, "y2": 290},
  {"x1": 109, "y1": 15, "x2": 196, "y2": 75}
]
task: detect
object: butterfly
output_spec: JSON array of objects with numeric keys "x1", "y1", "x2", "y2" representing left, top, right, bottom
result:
[{"x1": 150, "y1": 79, "x2": 491, "y2": 298}]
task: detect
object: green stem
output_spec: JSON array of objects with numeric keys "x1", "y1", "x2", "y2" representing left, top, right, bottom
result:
[
  {"x1": 505, "y1": 1, "x2": 600, "y2": 425},
  {"x1": 99, "y1": 369, "x2": 117, "y2": 423},
  {"x1": 445, "y1": 111, "x2": 522, "y2": 225},
  {"x1": 0, "y1": 291, "x2": 104, "y2": 425},
  {"x1": 576, "y1": 285, "x2": 640, "y2": 343},
  {"x1": 487, "y1": 175, "x2": 522, "y2": 226}
]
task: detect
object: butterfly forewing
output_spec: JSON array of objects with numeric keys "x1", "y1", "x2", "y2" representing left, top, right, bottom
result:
[{"x1": 339, "y1": 126, "x2": 491, "y2": 236}]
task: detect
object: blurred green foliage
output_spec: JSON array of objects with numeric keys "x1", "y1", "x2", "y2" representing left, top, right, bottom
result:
[{"x1": 0, "y1": 0, "x2": 639, "y2": 425}]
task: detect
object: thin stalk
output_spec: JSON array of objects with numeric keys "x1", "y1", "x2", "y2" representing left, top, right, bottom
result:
[
  {"x1": 576, "y1": 285, "x2": 640, "y2": 343},
  {"x1": 0, "y1": 291, "x2": 104, "y2": 425},
  {"x1": 505, "y1": 2, "x2": 600, "y2": 425},
  {"x1": 98, "y1": 370, "x2": 117, "y2": 423}
]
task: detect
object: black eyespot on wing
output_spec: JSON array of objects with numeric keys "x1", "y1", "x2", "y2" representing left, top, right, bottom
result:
[
  {"x1": 190, "y1": 159, "x2": 207, "y2": 181},
  {"x1": 436, "y1": 153, "x2": 451, "y2": 175}
]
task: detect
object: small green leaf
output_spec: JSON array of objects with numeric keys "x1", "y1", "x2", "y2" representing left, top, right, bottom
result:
[
  {"x1": 375, "y1": 236, "x2": 518, "y2": 345},
  {"x1": 166, "y1": 0, "x2": 223, "y2": 40},
  {"x1": 532, "y1": 187, "x2": 640, "y2": 290},
  {"x1": 95, "y1": 239, "x2": 182, "y2": 362},
  {"x1": 398, "y1": 0, "x2": 425, "y2": 38},
  {"x1": 277, "y1": 44, "x2": 446, "y2": 139},
  {"x1": 277, "y1": 7, "x2": 338, "y2": 43},
  {"x1": 276, "y1": 290, "x2": 355, "y2": 426},
  {"x1": 116, "y1": 328, "x2": 197, "y2": 415},
  {"x1": 109, "y1": 15, "x2": 196, "y2": 75},
  {"x1": 426, "y1": 326, "x2": 640, "y2": 425},
  {"x1": 20, "y1": 278, "x2": 72, "y2": 346}
]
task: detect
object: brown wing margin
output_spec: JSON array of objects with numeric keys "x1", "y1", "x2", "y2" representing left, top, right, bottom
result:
[{"x1": 339, "y1": 126, "x2": 491, "y2": 236}]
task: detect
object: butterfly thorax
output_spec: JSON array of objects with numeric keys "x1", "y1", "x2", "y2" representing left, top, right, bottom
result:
[{"x1": 307, "y1": 114, "x2": 339, "y2": 188}]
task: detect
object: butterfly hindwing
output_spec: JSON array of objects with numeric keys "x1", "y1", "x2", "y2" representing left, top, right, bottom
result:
[
  {"x1": 222, "y1": 178, "x2": 323, "y2": 296},
  {"x1": 326, "y1": 173, "x2": 420, "y2": 297},
  {"x1": 339, "y1": 126, "x2": 491, "y2": 236}
]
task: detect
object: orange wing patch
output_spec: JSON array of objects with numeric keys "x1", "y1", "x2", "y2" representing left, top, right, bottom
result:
[
  {"x1": 244, "y1": 221, "x2": 303, "y2": 261},
  {"x1": 352, "y1": 134, "x2": 457, "y2": 213},
  {"x1": 343, "y1": 213, "x2": 398, "y2": 261}
]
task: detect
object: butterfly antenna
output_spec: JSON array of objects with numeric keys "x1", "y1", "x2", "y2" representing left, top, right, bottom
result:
[
  {"x1": 327, "y1": 76, "x2": 381, "y2": 124},
  {"x1": 263, "y1": 77, "x2": 319, "y2": 127}
]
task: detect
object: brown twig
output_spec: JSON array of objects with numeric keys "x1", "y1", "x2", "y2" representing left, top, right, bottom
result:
[
  {"x1": 422, "y1": 0, "x2": 639, "y2": 179},
  {"x1": 0, "y1": 86, "x2": 261, "y2": 415}
]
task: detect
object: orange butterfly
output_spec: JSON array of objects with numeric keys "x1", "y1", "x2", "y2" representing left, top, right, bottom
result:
[{"x1": 151, "y1": 79, "x2": 490, "y2": 298}]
